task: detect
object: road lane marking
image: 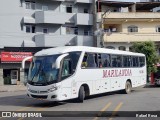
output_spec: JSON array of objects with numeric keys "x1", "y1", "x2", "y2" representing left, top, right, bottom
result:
[
  {"x1": 109, "y1": 102, "x2": 123, "y2": 120},
  {"x1": 93, "y1": 102, "x2": 112, "y2": 120},
  {"x1": 36, "y1": 106, "x2": 48, "y2": 111},
  {"x1": 16, "y1": 106, "x2": 48, "y2": 120},
  {"x1": 16, "y1": 106, "x2": 32, "y2": 120},
  {"x1": 16, "y1": 106, "x2": 32, "y2": 111}
]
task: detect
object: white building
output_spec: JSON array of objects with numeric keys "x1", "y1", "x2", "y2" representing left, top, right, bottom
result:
[
  {"x1": 0, "y1": 0, "x2": 94, "y2": 85},
  {"x1": 0, "y1": 0, "x2": 94, "y2": 48}
]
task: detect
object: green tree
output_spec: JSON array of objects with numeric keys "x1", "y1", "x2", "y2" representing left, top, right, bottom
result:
[{"x1": 132, "y1": 41, "x2": 159, "y2": 75}]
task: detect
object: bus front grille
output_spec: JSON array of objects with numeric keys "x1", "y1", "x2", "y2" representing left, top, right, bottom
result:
[{"x1": 31, "y1": 94, "x2": 48, "y2": 99}]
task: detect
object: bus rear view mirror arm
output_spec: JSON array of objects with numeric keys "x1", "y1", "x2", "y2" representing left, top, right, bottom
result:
[
  {"x1": 22, "y1": 56, "x2": 33, "y2": 69},
  {"x1": 55, "y1": 53, "x2": 69, "y2": 69}
]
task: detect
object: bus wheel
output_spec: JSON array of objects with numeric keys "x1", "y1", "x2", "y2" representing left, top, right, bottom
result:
[
  {"x1": 124, "y1": 81, "x2": 132, "y2": 94},
  {"x1": 78, "y1": 86, "x2": 85, "y2": 103}
]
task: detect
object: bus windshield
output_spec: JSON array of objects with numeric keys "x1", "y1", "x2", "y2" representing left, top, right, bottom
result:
[{"x1": 28, "y1": 54, "x2": 60, "y2": 85}]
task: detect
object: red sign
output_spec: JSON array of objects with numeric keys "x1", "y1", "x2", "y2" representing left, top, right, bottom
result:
[{"x1": 1, "y1": 52, "x2": 32, "y2": 62}]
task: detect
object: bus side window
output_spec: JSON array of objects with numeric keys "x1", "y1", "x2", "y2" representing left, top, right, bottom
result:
[
  {"x1": 139, "y1": 57, "x2": 145, "y2": 67},
  {"x1": 101, "y1": 53, "x2": 111, "y2": 67},
  {"x1": 98, "y1": 54, "x2": 101, "y2": 67},
  {"x1": 123, "y1": 56, "x2": 131, "y2": 67},
  {"x1": 132, "y1": 56, "x2": 139, "y2": 67},
  {"x1": 87, "y1": 53, "x2": 97, "y2": 68},
  {"x1": 111, "y1": 55, "x2": 117, "y2": 67},
  {"x1": 82, "y1": 53, "x2": 98, "y2": 68},
  {"x1": 81, "y1": 53, "x2": 88, "y2": 68}
]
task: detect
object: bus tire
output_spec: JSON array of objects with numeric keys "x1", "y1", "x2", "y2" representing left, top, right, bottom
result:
[
  {"x1": 78, "y1": 86, "x2": 85, "y2": 103},
  {"x1": 124, "y1": 81, "x2": 132, "y2": 94}
]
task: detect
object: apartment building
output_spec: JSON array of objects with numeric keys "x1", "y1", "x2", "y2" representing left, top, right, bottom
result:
[
  {"x1": 97, "y1": 0, "x2": 160, "y2": 53},
  {"x1": 0, "y1": 0, "x2": 94, "y2": 85}
]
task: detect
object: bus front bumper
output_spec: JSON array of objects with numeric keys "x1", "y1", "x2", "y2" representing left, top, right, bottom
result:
[
  {"x1": 27, "y1": 91, "x2": 60, "y2": 101},
  {"x1": 26, "y1": 83, "x2": 62, "y2": 101}
]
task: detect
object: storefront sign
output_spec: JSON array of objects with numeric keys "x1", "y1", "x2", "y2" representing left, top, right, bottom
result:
[{"x1": 1, "y1": 52, "x2": 32, "y2": 62}]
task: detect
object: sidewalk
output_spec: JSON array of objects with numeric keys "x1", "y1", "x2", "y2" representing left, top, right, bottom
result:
[{"x1": 0, "y1": 85, "x2": 26, "y2": 92}]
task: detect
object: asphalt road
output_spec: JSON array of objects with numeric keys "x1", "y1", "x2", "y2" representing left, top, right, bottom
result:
[{"x1": 0, "y1": 86, "x2": 160, "y2": 120}]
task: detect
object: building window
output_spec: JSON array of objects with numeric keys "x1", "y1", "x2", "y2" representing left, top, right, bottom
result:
[
  {"x1": 119, "y1": 46, "x2": 126, "y2": 51},
  {"x1": 129, "y1": 46, "x2": 133, "y2": 52},
  {"x1": 156, "y1": 26, "x2": 160, "y2": 32},
  {"x1": 66, "y1": 5, "x2": 72, "y2": 13},
  {"x1": 84, "y1": 9, "x2": 89, "y2": 13},
  {"x1": 128, "y1": 25, "x2": 138, "y2": 33},
  {"x1": 42, "y1": 6, "x2": 48, "y2": 11},
  {"x1": 84, "y1": 29, "x2": 91, "y2": 36},
  {"x1": 74, "y1": 27, "x2": 78, "y2": 35},
  {"x1": 25, "y1": 1, "x2": 35, "y2": 10},
  {"x1": 43, "y1": 28, "x2": 48, "y2": 34},
  {"x1": 26, "y1": 25, "x2": 35, "y2": 33},
  {"x1": 66, "y1": 27, "x2": 78, "y2": 35}
]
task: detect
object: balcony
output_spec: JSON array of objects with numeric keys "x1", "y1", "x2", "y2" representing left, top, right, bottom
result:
[
  {"x1": 75, "y1": 13, "x2": 93, "y2": 25},
  {"x1": 103, "y1": 32, "x2": 160, "y2": 43},
  {"x1": 35, "y1": 34, "x2": 76, "y2": 47},
  {"x1": 35, "y1": 34, "x2": 93, "y2": 47},
  {"x1": 23, "y1": 17, "x2": 35, "y2": 24},
  {"x1": 76, "y1": 36, "x2": 94, "y2": 46},
  {"x1": 35, "y1": 11, "x2": 75, "y2": 24},
  {"x1": 97, "y1": 12, "x2": 160, "y2": 22}
]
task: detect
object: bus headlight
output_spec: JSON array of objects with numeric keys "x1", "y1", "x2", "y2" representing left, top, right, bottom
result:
[
  {"x1": 48, "y1": 86, "x2": 59, "y2": 93},
  {"x1": 26, "y1": 84, "x2": 30, "y2": 91}
]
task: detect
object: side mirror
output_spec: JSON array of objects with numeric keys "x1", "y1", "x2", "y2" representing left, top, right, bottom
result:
[
  {"x1": 55, "y1": 53, "x2": 69, "y2": 69},
  {"x1": 22, "y1": 56, "x2": 33, "y2": 70}
]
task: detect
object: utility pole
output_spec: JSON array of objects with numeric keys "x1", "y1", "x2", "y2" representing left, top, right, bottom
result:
[
  {"x1": 92, "y1": 0, "x2": 97, "y2": 47},
  {"x1": 100, "y1": 10, "x2": 110, "y2": 48},
  {"x1": 93, "y1": 0, "x2": 110, "y2": 48}
]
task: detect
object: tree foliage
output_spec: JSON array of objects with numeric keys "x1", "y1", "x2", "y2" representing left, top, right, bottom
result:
[{"x1": 132, "y1": 41, "x2": 159, "y2": 74}]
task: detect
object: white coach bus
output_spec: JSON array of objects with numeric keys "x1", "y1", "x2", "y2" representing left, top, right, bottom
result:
[{"x1": 22, "y1": 46, "x2": 146, "y2": 102}]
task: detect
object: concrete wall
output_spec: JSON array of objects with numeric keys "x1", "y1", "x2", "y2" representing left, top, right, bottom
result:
[
  {"x1": 104, "y1": 43, "x2": 132, "y2": 51},
  {"x1": 36, "y1": 0, "x2": 61, "y2": 11},
  {"x1": 77, "y1": 36, "x2": 94, "y2": 46},
  {"x1": 36, "y1": 24, "x2": 61, "y2": 35},
  {"x1": 75, "y1": 13, "x2": 93, "y2": 25},
  {"x1": 0, "y1": 0, "x2": 33, "y2": 47},
  {"x1": 35, "y1": 34, "x2": 77, "y2": 47},
  {"x1": 122, "y1": 21, "x2": 160, "y2": 33},
  {"x1": 77, "y1": 3, "x2": 91, "y2": 13}
]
